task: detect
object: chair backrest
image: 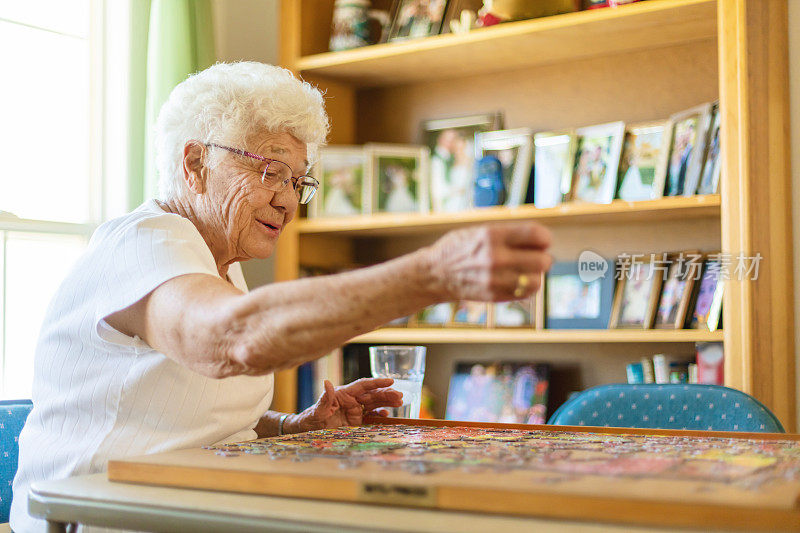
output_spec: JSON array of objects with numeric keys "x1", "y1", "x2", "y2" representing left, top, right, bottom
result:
[
  {"x1": 547, "y1": 384, "x2": 784, "y2": 433},
  {"x1": 0, "y1": 399, "x2": 32, "y2": 523}
]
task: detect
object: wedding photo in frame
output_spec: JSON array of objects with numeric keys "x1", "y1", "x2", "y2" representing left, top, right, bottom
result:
[
  {"x1": 310, "y1": 146, "x2": 368, "y2": 218},
  {"x1": 609, "y1": 257, "x2": 667, "y2": 329},
  {"x1": 533, "y1": 130, "x2": 577, "y2": 209},
  {"x1": 474, "y1": 128, "x2": 534, "y2": 208},
  {"x1": 365, "y1": 143, "x2": 430, "y2": 214},
  {"x1": 664, "y1": 103, "x2": 713, "y2": 197},
  {"x1": 616, "y1": 120, "x2": 672, "y2": 202},
  {"x1": 653, "y1": 251, "x2": 702, "y2": 329},
  {"x1": 424, "y1": 112, "x2": 503, "y2": 213},
  {"x1": 570, "y1": 121, "x2": 626, "y2": 204}
]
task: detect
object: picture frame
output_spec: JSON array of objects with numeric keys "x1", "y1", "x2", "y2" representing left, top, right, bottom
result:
[
  {"x1": 310, "y1": 146, "x2": 368, "y2": 218},
  {"x1": 387, "y1": 0, "x2": 450, "y2": 42},
  {"x1": 445, "y1": 361, "x2": 550, "y2": 424},
  {"x1": 653, "y1": 251, "x2": 703, "y2": 329},
  {"x1": 569, "y1": 121, "x2": 626, "y2": 204},
  {"x1": 424, "y1": 112, "x2": 503, "y2": 213},
  {"x1": 365, "y1": 143, "x2": 430, "y2": 214},
  {"x1": 474, "y1": 128, "x2": 534, "y2": 208},
  {"x1": 532, "y1": 130, "x2": 577, "y2": 209},
  {"x1": 688, "y1": 256, "x2": 724, "y2": 331},
  {"x1": 664, "y1": 103, "x2": 713, "y2": 197},
  {"x1": 493, "y1": 273, "x2": 544, "y2": 328},
  {"x1": 697, "y1": 104, "x2": 722, "y2": 195},
  {"x1": 410, "y1": 302, "x2": 454, "y2": 327},
  {"x1": 609, "y1": 257, "x2": 667, "y2": 329},
  {"x1": 545, "y1": 260, "x2": 616, "y2": 329},
  {"x1": 616, "y1": 120, "x2": 672, "y2": 202},
  {"x1": 450, "y1": 301, "x2": 490, "y2": 327}
]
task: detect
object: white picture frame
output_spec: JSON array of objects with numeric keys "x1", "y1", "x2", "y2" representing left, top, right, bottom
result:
[
  {"x1": 474, "y1": 128, "x2": 534, "y2": 208},
  {"x1": 365, "y1": 143, "x2": 430, "y2": 214}
]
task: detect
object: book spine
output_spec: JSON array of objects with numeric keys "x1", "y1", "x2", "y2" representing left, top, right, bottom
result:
[
  {"x1": 296, "y1": 362, "x2": 316, "y2": 411},
  {"x1": 626, "y1": 363, "x2": 644, "y2": 384},
  {"x1": 640, "y1": 357, "x2": 655, "y2": 384},
  {"x1": 652, "y1": 354, "x2": 669, "y2": 384}
]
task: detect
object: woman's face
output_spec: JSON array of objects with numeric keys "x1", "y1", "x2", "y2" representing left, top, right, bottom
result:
[{"x1": 204, "y1": 130, "x2": 307, "y2": 262}]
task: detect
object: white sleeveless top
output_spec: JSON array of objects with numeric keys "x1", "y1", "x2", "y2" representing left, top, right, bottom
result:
[{"x1": 10, "y1": 200, "x2": 274, "y2": 532}]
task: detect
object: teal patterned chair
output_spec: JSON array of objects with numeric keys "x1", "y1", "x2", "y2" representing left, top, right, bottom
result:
[
  {"x1": 548, "y1": 384, "x2": 784, "y2": 433},
  {"x1": 1, "y1": 399, "x2": 32, "y2": 523}
]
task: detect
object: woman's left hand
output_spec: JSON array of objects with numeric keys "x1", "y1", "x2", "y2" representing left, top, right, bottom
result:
[{"x1": 291, "y1": 378, "x2": 403, "y2": 432}]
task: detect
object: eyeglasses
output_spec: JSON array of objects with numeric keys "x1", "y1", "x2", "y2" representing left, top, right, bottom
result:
[{"x1": 205, "y1": 143, "x2": 319, "y2": 204}]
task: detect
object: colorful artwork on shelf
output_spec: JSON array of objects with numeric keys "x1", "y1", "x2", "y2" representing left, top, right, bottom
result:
[{"x1": 445, "y1": 362, "x2": 549, "y2": 424}]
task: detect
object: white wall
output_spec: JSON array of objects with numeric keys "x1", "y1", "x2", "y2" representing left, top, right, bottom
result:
[
  {"x1": 789, "y1": 1, "x2": 800, "y2": 424},
  {"x1": 212, "y1": 0, "x2": 281, "y2": 288}
]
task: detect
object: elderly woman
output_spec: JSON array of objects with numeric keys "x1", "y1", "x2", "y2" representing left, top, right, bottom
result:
[{"x1": 10, "y1": 62, "x2": 551, "y2": 531}]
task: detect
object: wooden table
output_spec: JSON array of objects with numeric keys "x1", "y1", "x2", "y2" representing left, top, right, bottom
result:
[{"x1": 28, "y1": 473, "x2": 686, "y2": 533}]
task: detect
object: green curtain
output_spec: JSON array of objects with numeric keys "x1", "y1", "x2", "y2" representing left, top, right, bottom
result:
[{"x1": 128, "y1": 0, "x2": 216, "y2": 209}]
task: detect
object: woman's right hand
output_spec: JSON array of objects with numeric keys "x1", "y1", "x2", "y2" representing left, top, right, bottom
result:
[{"x1": 425, "y1": 222, "x2": 553, "y2": 302}]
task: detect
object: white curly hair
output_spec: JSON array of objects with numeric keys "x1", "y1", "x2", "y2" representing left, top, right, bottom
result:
[{"x1": 154, "y1": 61, "x2": 329, "y2": 201}]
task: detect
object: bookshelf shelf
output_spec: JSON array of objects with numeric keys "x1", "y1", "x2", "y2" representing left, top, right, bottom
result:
[
  {"x1": 294, "y1": 0, "x2": 717, "y2": 88},
  {"x1": 297, "y1": 195, "x2": 721, "y2": 237},
  {"x1": 351, "y1": 328, "x2": 724, "y2": 344}
]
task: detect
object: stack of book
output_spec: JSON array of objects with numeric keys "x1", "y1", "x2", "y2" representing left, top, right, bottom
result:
[{"x1": 626, "y1": 342, "x2": 723, "y2": 385}]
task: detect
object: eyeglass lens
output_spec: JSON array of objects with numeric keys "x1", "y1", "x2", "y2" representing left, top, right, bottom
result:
[{"x1": 261, "y1": 161, "x2": 317, "y2": 204}]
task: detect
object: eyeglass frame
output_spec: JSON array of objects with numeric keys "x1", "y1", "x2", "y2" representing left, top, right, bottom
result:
[{"x1": 204, "y1": 142, "x2": 319, "y2": 204}]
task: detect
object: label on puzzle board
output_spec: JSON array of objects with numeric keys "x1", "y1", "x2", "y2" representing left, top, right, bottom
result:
[{"x1": 358, "y1": 482, "x2": 436, "y2": 506}]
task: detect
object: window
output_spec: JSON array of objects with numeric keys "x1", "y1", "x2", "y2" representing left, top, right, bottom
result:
[{"x1": 0, "y1": 1, "x2": 128, "y2": 399}]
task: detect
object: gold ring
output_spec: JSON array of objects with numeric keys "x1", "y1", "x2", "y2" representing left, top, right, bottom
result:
[{"x1": 513, "y1": 274, "x2": 530, "y2": 298}]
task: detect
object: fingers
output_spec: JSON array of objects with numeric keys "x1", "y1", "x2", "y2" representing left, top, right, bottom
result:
[
  {"x1": 492, "y1": 248, "x2": 552, "y2": 276},
  {"x1": 313, "y1": 379, "x2": 338, "y2": 417},
  {"x1": 500, "y1": 222, "x2": 552, "y2": 250},
  {"x1": 339, "y1": 377, "x2": 394, "y2": 396},
  {"x1": 364, "y1": 409, "x2": 390, "y2": 418},
  {"x1": 356, "y1": 387, "x2": 404, "y2": 411}
]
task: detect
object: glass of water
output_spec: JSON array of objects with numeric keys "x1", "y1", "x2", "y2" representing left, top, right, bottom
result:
[{"x1": 368, "y1": 345, "x2": 426, "y2": 419}]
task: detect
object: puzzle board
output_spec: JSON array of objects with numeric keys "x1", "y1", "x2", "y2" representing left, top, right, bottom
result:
[{"x1": 108, "y1": 419, "x2": 800, "y2": 530}]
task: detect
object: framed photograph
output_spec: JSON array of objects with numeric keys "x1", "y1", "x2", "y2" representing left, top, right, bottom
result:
[
  {"x1": 365, "y1": 143, "x2": 429, "y2": 214},
  {"x1": 533, "y1": 130, "x2": 577, "y2": 209},
  {"x1": 387, "y1": 0, "x2": 450, "y2": 42},
  {"x1": 424, "y1": 112, "x2": 503, "y2": 213},
  {"x1": 609, "y1": 259, "x2": 666, "y2": 329},
  {"x1": 450, "y1": 301, "x2": 490, "y2": 327},
  {"x1": 689, "y1": 257, "x2": 724, "y2": 331},
  {"x1": 410, "y1": 302, "x2": 453, "y2": 327},
  {"x1": 310, "y1": 146, "x2": 367, "y2": 218},
  {"x1": 570, "y1": 121, "x2": 626, "y2": 204},
  {"x1": 445, "y1": 362, "x2": 550, "y2": 424},
  {"x1": 474, "y1": 128, "x2": 534, "y2": 207},
  {"x1": 616, "y1": 120, "x2": 672, "y2": 202},
  {"x1": 545, "y1": 260, "x2": 616, "y2": 329},
  {"x1": 697, "y1": 104, "x2": 721, "y2": 195},
  {"x1": 664, "y1": 103, "x2": 713, "y2": 197},
  {"x1": 653, "y1": 252, "x2": 702, "y2": 329}
]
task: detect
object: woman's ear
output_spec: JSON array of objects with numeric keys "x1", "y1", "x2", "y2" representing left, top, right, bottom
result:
[{"x1": 182, "y1": 141, "x2": 207, "y2": 194}]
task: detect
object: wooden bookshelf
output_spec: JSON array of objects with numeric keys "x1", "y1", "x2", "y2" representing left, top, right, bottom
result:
[
  {"x1": 297, "y1": 195, "x2": 721, "y2": 237},
  {"x1": 294, "y1": 0, "x2": 716, "y2": 87},
  {"x1": 276, "y1": 0, "x2": 795, "y2": 430},
  {"x1": 353, "y1": 328, "x2": 724, "y2": 344}
]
